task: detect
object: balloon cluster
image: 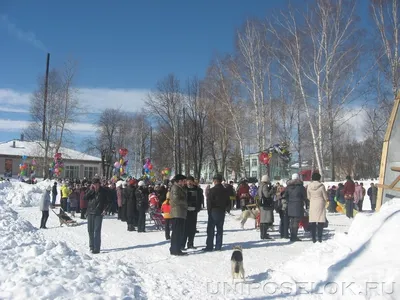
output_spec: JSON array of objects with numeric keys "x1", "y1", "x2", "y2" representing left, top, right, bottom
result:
[
  {"x1": 19, "y1": 155, "x2": 29, "y2": 177},
  {"x1": 51, "y1": 153, "x2": 64, "y2": 177},
  {"x1": 113, "y1": 148, "x2": 129, "y2": 181},
  {"x1": 161, "y1": 167, "x2": 171, "y2": 177},
  {"x1": 143, "y1": 158, "x2": 155, "y2": 179},
  {"x1": 258, "y1": 143, "x2": 291, "y2": 165},
  {"x1": 30, "y1": 158, "x2": 37, "y2": 177}
]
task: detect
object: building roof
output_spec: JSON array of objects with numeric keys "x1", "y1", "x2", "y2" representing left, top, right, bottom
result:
[{"x1": 0, "y1": 140, "x2": 101, "y2": 162}]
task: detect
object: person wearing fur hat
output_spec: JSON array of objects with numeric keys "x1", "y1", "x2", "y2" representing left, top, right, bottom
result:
[
  {"x1": 257, "y1": 175, "x2": 275, "y2": 240},
  {"x1": 135, "y1": 181, "x2": 149, "y2": 232},
  {"x1": 169, "y1": 174, "x2": 188, "y2": 256},
  {"x1": 284, "y1": 173, "x2": 307, "y2": 242},
  {"x1": 39, "y1": 185, "x2": 52, "y2": 229}
]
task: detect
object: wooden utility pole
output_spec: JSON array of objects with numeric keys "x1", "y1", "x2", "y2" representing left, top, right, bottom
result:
[{"x1": 42, "y1": 53, "x2": 50, "y2": 141}]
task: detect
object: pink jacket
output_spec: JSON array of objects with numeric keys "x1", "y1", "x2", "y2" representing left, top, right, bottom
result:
[{"x1": 354, "y1": 185, "x2": 363, "y2": 204}]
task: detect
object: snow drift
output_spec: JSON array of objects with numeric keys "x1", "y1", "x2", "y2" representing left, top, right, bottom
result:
[
  {"x1": 273, "y1": 199, "x2": 400, "y2": 299},
  {"x1": 0, "y1": 182, "x2": 145, "y2": 300}
]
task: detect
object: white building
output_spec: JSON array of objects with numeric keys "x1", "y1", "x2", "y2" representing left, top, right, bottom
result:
[{"x1": 0, "y1": 139, "x2": 101, "y2": 179}]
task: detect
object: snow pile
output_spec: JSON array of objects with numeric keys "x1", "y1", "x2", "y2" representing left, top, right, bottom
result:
[
  {"x1": 0, "y1": 193, "x2": 145, "y2": 299},
  {"x1": 273, "y1": 199, "x2": 400, "y2": 299},
  {"x1": 0, "y1": 180, "x2": 53, "y2": 207}
]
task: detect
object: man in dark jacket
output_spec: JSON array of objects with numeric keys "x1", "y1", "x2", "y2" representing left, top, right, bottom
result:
[
  {"x1": 204, "y1": 174, "x2": 230, "y2": 251},
  {"x1": 84, "y1": 177, "x2": 110, "y2": 254},
  {"x1": 367, "y1": 183, "x2": 377, "y2": 211},
  {"x1": 135, "y1": 181, "x2": 149, "y2": 233},
  {"x1": 284, "y1": 173, "x2": 307, "y2": 242},
  {"x1": 182, "y1": 176, "x2": 203, "y2": 249},
  {"x1": 169, "y1": 174, "x2": 187, "y2": 256},
  {"x1": 51, "y1": 182, "x2": 58, "y2": 208},
  {"x1": 125, "y1": 180, "x2": 137, "y2": 231}
]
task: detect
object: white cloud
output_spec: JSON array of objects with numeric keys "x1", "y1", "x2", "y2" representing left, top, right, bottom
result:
[
  {"x1": 0, "y1": 14, "x2": 47, "y2": 52},
  {"x1": 0, "y1": 119, "x2": 97, "y2": 135},
  {"x1": 0, "y1": 87, "x2": 149, "y2": 114}
]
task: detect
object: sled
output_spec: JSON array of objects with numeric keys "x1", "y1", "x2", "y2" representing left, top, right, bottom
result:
[
  {"x1": 148, "y1": 208, "x2": 165, "y2": 230},
  {"x1": 51, "y1": 208, "x2": 78, "y2": 227}
]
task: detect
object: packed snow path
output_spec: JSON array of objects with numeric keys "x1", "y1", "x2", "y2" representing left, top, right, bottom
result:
[{"x1": 16, "y1": 206, "x2": 350, "y2": 299}]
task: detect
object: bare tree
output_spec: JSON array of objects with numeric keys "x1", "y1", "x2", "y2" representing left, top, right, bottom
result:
[
  {"x1": 371, "y1": 0, "x2": 400, "y2": 97},
  {"x1": 145, "y1": 74, "x2": 183, "y2": 175},
  {"x1": 24, "y1": 60, "x2": 81, "y2": 178}
]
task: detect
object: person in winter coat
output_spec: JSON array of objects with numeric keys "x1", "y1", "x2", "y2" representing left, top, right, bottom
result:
[
  {"x1": 336, "y1": 183, "x2": 345, "y2": 204},
  {"x1": 284, "y1": 173, "x2": 307, "y2": 242},
  {"x1": 275, "y1": 185, "x2": 289, "y2": 238},
  {"x1": 204, "y1": 174, "x2": 230, "y2": 252},
  {"x1": 327, "y1": 186, "x2": 337, "y2": 213},
  {"x1": 116, "y1": 181, "x2": 123, "y2": 219},
  {"x1": 161, "y1": 196, "x2": 172, "y2": 240},
  {"x1": 257, "y1": 175, "x2": 275, "y2": 240},
  {"x1": 125, "y1": 181, "x2": 137, "y2": 231},
  {"x1": 182, "y1": 176, "x2": 203, "y2": 249},
  {"x1": 343, "y1": 176, "x2": 355, "y2": 218},
  {"x1": 51, "y1": 182, "x2": 58, "y2": 208},
  {"x1": 205, "y1": 185, "x2": 211, "y2": 209},
  {"x1": 307, "y1": 172, "x2": 328, "y2": 243},
  {"x1": 135, "y1": 181, "x2": 149, "y2": 233},
  {"x1": 69, "y1": 187, "x2": 79, "y2": 217},
  {"x1": 169, "y1": 175, "x2": 188, "y2": 256},
  {"x1": 367, "y1": 183, "x2": 378, "y2": 211},
  {"x1": 84, "y1": 177, "x2": 110, "y2": 254},
  {"x1": 60, "y1": 183, "x2": 71, "y2": 212},
  {"x1": 353, "y1": 182, "x2": 363, "y2": 211},
  {"x1": 359, "y1": 183, "x2": 366, "y2": 212},
  {"x1": 236, "y1": 181, "x2": 250, "y2": 211},
  {"x1": 40, "y1": 185, "x2": 52, "y2": 229},
  {"x1": 120, "y1": 181, "x2": 128, "y2": 222},
  {"x1": 80, "y1": 185, "x2": 88, "y2": 219}
]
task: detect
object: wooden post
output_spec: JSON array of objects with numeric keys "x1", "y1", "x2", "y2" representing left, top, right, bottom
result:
[
  {"x1": 42, "y1": 53, "x2": 50, "y2": 141},
  {"x1": 376, "y1": 94, "x2": 400, "y2": 210}
]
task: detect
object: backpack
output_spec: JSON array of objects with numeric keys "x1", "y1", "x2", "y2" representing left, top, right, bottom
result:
[{"x1": 260, "y1": 184, "x2": 273, "y2": 208}]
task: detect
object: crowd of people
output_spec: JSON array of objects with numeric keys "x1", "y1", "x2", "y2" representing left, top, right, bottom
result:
[{"x1": 37, "y1": 172, "x2": 377, "y2": 255}]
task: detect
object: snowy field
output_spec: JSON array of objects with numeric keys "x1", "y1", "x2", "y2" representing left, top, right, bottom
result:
[{"x1": 0, "y1": 180, "x2": 399, "y2": 300}]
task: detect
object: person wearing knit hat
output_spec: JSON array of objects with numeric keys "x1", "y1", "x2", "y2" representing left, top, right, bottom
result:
[
  {"x1": 285, "y1": 172, "x2": 307, "y2": 242},
  {"x1": 135, "y1": 180, "x2": 149, "y2": 232}
]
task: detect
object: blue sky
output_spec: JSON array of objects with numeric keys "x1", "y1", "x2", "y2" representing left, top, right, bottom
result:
[{"x1": 0, "y1": 0, "x2": 371, "y2": 150}]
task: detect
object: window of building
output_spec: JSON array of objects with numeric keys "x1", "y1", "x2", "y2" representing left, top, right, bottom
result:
[
  {"x1": 252, "y1": 159, "x2": 257, "y2": 167},
  {"x1": 84, "y1": 166, "x2": 98, "y2": 179},
  {"x1": 4, "y1": 159, "x2": 12, "y2": 177},
  {"x1": 245, "y1": 159, "x2": 250, "y2": 166},
  {"x1": 65, "y1": 165, "x2": 80, "y2": 179},
  {"x1": 251, "y1": 171, "x2": 257, "y2": 178}
]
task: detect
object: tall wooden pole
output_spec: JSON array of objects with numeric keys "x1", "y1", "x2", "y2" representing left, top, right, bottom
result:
[{"x1": 42, "y1": 53, "x2": 50, "y2": 141}]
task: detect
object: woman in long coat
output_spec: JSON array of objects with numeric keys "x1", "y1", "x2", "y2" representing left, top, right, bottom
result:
[{"x1": 307, "y1": 172, "x2": 328, "y2": 243}]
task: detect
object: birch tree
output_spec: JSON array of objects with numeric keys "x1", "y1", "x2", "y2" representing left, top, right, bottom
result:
[{"x1": 371, "y1": 0, "x2": 400, "y2": 97}]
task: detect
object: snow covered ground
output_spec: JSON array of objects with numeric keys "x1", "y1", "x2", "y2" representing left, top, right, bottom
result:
[{"x1": 0, "y1": 180, "x2": 398, "y2": 299}]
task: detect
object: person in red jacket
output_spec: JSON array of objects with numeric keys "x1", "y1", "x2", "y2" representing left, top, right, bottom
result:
[
  {"x1": 343, "y1": 176, "x2": 355, "y2": 218},
  {"x1": 236, "y1": 181, "x2": 250, "y2": 211}
]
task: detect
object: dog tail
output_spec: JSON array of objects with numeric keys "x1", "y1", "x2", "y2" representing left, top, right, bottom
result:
[{"x1": 234, "y1": 261, "x2": 240, "y2": 273}]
